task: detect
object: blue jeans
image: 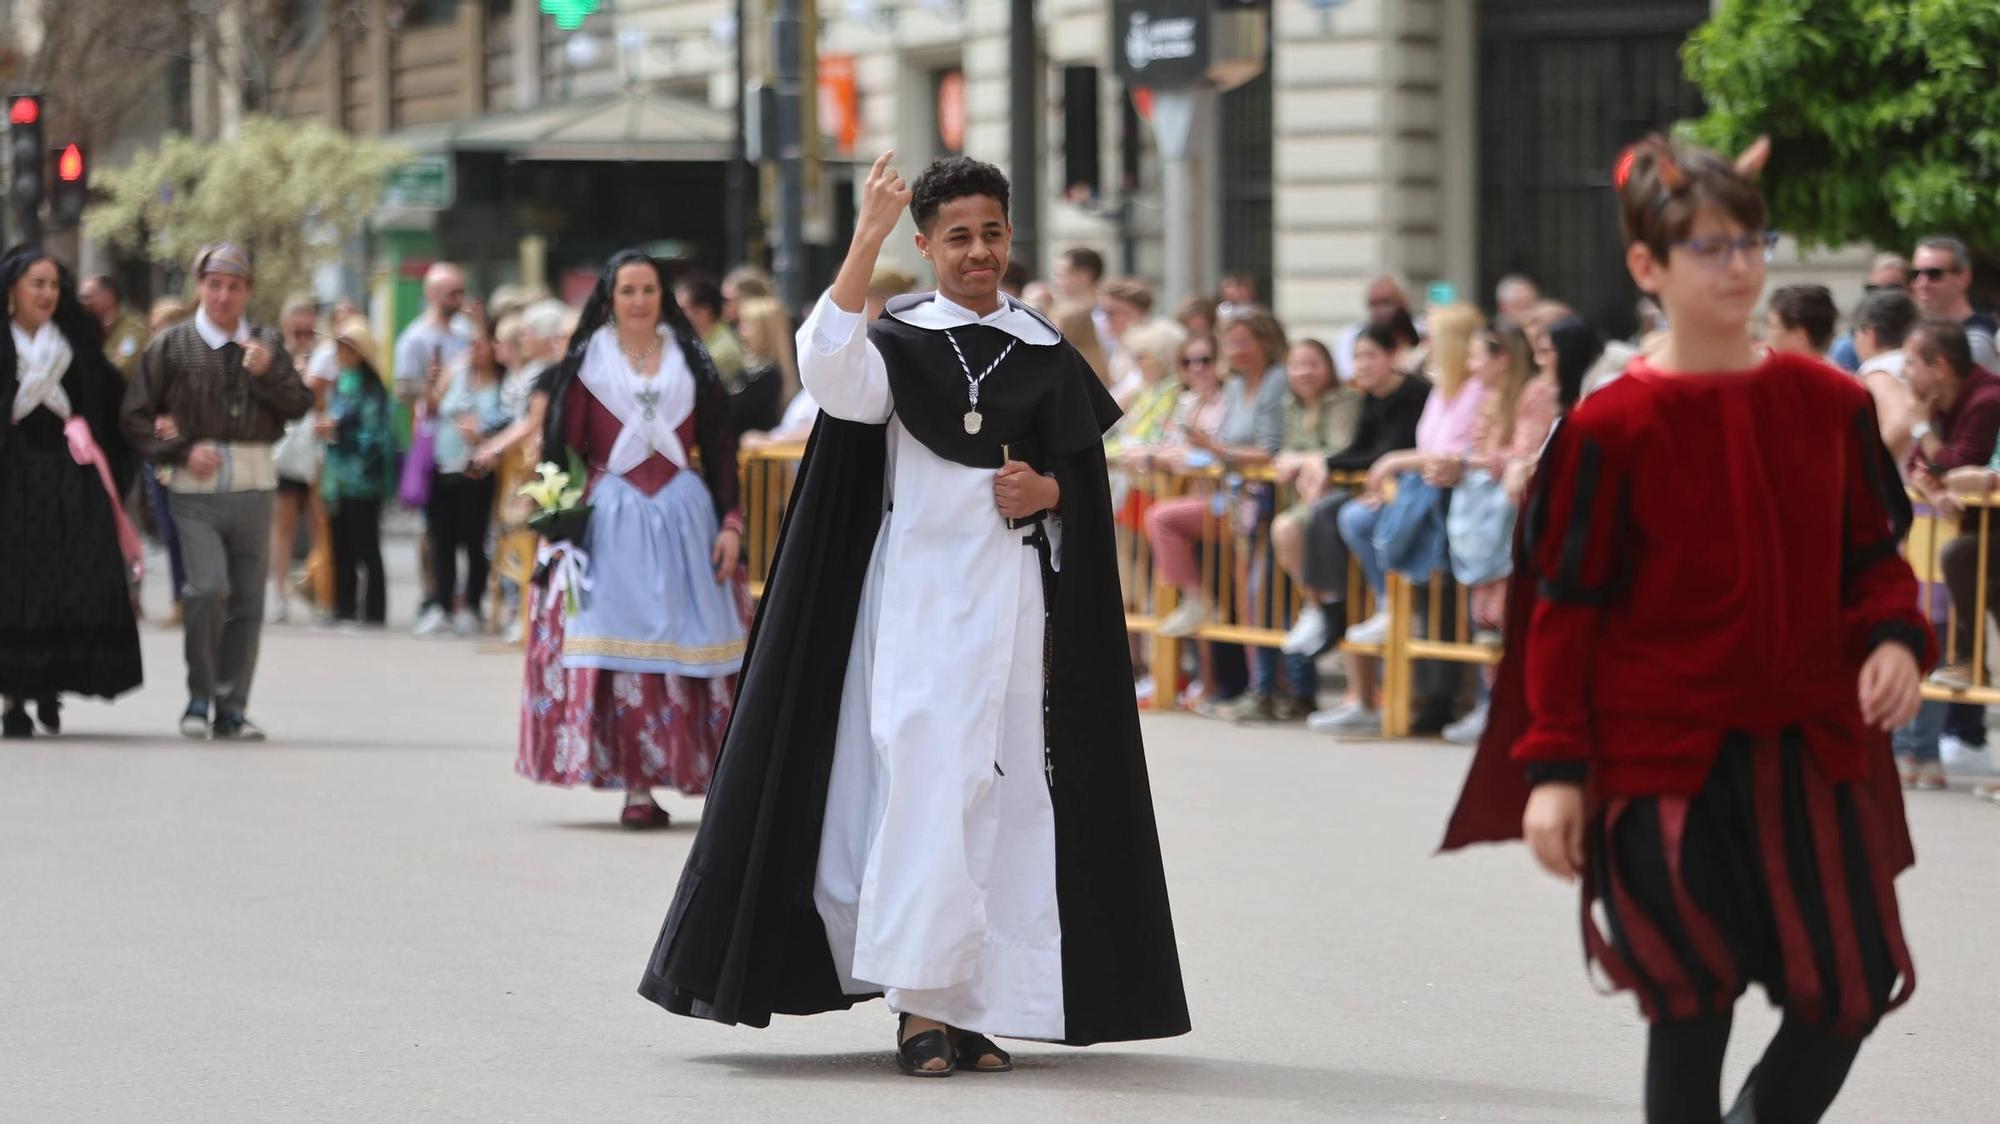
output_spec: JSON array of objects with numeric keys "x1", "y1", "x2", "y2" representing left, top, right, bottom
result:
[
  {"x1": 1894, "y1": 700, "x2": 1945, "y2": 764},
  {"x1": 1337, "y1": 500, "x2": 1386, "y2": 600},
  {"x1": 1253, "y1": 647, "x2": 1318, "y2": 702}
]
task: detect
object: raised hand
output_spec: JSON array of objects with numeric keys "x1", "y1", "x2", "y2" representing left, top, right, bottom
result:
[{"x1": 856, "y1": 151, "x2": 914, "y2": 246}]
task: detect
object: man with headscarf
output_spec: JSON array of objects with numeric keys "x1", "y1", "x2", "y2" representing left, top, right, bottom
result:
[{"x1": 122, "y1": 243, "x2": 315, "y2": 740}]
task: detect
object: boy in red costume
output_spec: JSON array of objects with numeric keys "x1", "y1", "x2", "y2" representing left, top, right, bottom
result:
[{"x1": 1444, "y1": 136, "x2": 1933, "y2": 1123}]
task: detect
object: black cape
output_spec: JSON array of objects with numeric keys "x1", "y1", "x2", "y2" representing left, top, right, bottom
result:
[{"x1": 638, "y1": 293, "x2": 1192, "y2": 1045}]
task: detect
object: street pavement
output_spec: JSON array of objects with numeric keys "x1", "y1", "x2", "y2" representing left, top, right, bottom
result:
[{"x1": 3, "y1": 538, "x2": 1995, "y2": 1123}]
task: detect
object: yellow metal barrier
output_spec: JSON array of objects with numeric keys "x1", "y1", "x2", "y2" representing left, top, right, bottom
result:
[
  {"x1": 1914, "y1": 490, "x2": 2000, "y2": 705},
  {"x1": 725, "y1": 449, "x2": 2000, "y2": 733}
]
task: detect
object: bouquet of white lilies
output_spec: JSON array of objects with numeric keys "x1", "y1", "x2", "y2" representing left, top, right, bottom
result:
[{"x1": 519, "y1": 451, "x2": 593, "y2": 545}]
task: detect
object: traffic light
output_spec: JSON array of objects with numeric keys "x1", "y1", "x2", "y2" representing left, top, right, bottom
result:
[
  {"x1": 50, "y1": 142, "x2": 85, "y2": 228},
  {"x1": 7, "y1": 92, "x2": 44, "y2": 211}
]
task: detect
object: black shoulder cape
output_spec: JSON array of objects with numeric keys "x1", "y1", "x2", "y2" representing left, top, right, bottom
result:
[{"x1": 638, "y1": 296, "x2": 1191, "y2": 1046}]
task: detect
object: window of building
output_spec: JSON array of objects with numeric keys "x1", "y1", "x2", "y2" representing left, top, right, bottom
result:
[{"x1": 1218, "y1": 68, "x2": 1273, "y2": 304}]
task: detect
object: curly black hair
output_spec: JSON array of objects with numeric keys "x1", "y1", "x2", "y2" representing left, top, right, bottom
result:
[{"x1": 909, "y1": 156, "x2": 1011, "y2": 233}]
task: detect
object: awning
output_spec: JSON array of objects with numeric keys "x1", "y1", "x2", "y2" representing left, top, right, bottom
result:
[{"x1": 391, "y1": 87, "x2": 734, "y2": 163}]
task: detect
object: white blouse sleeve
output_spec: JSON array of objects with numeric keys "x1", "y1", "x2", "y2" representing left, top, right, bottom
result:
[{"x1": 797, "y1": 293, "x2": 893, "y2": 424}]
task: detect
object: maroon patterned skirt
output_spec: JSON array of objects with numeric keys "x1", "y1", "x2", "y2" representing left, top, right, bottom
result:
[
  {"x1": 1583, "y1": 731, "x2": 1916, "y2": 1037},
  {"x1": 515, "y1": 587, "x2": 748, "y2": 795}
]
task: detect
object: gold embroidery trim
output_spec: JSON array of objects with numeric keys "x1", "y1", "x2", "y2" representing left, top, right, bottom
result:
[{"x1": 563, "y1": 636, "x2": 747, "y2": 662}]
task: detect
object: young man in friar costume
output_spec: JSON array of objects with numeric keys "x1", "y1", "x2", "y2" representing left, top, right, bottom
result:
[{"x1": 640, "y1": 153, "x2": 1189, "y2": 1075}]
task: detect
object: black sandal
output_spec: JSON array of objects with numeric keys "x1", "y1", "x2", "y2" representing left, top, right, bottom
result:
[
  {"x1": 896, "y1": 1014, "x2": 956, "y2": 1078},
  {"x1": 953, "y1": 1030, "x2": 1014, "y2": 1074}
]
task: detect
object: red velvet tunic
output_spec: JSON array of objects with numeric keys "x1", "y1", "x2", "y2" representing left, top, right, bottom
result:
[{"x1": 1508, "y1": 353, "x2": 1934, "y2": 797}]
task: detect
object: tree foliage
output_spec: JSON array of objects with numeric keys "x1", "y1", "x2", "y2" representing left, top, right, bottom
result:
[
  {"x1": 1683, "y1": 0, "x2": 2000, "y2": 258},
  {"x1": 87, "y1": 118, "x2": 409, "y2": 318}
]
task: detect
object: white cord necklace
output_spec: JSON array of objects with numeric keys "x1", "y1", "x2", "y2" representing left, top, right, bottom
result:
[{"x1": 945, "y1": 329, "x2": 1016, "y2": 435}]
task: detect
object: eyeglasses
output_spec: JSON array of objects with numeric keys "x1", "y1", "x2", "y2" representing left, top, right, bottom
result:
[
  {"x1": 1181, "y1": 355, "x2": 1215, "y2": 368},
  {"x1": 1912, "y1": 267, "x2": 1959, "y2": 283},
  {"x1": 1863, "y1": 282, "x2": 1908, "y2": 294},
  {"x1": 1673, "y1": 230, "x2": 1781, "y2": 270}
]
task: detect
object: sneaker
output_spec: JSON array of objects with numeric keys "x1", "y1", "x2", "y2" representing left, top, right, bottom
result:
[
  {"x1": 412, "y1": 604, "x2": 450, "y2": 637},
  {"x1": 266, "y1": 598, "x2": 290, "y2": 625},
  {"x1": 1941, "y1": 735, "x2": 1996, "y2": 775},
  {"x1": 1156, "y1": 598, "x2": 1209, "y2": 639},
  {"x1": 452, "y1": 608, "x2": 481, "y2": 637},
  {"x1": 1344, "y1": 610, "x2": 1391, "y2": 647},
  {"x1": 212, "y1": 712, "x2": 267, "y2": 742},
  {"x1": 1913, "y1": 761, "x2": 1947, "y2": 791},
  {"x1": 1307, "y1": 700, "x2": 1381, "y2": 734},
  {"x1": 1444, "y1": 701, "x2": 1490, "y2": 746},
  {"x1": 1281, "y1": 606, "x2": 1329, "y2": 656},
  {"x1": 1218, "y1": 691, "x2": 1275, "y2": 723},
  {"x1": 179, "y1": 699, "x2": 212, "y2": 740},
  {"x1": 1929, "y1": 663, "x2": 1975, "y2": 691}
]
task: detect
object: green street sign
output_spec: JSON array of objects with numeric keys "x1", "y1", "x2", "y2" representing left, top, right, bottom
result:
[
  {"x1": 382, "y1": 156, "x2": 454, "y2": 210},
  {"x1": 541, "y1": 0, "x2": 601, "y2": 30}
]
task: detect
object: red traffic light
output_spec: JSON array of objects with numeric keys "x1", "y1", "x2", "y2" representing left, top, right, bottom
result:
[
  {"x1": 57, "y1": 143, "x2": 82, "y2": 181},
  {"x1": 8, "y1": 96, "x2": 40, "y2": 126}
]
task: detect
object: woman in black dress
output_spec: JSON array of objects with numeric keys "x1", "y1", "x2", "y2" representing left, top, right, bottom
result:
[{"x1": 0, "y1": 247, "x2": 142, "y2": 736}]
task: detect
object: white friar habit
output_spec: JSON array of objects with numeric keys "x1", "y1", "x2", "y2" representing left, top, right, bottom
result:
[{"x1": 638, "y1": 290, "x2": 1189, "y2": 1045}]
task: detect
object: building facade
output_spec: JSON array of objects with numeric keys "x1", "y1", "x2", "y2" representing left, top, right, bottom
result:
[{"x1": 52, "y1": 0, "x2": 1868, "y2": 339}]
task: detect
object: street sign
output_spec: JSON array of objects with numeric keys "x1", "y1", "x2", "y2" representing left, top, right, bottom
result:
[
  {"x1": 381, "y1": 156, "x2": 454, "y2": 210},
  {"x1": 1113, "y1": 0, "x2": 1210, "y2": 89}
]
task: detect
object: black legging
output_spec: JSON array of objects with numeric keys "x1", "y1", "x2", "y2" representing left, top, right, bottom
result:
[
  {"x1": 328, "y1": 497, "x2": 386, "y2": 624},
  {"x1": 1647, "y1": 1010, "x2": 1866, "y2": 1124},
  {"x1": 425, "y1": 471, "x2": 495, "y2": 614}
]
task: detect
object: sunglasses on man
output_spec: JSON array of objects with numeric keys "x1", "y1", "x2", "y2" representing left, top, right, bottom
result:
[{"x1": 1912, "y1": 267, "x2": 1960, "y2": 283}]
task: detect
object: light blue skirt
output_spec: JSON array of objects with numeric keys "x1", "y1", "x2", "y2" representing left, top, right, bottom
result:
[{"x1": 560, "y1": 471, "x2": 747, "y2": 677}]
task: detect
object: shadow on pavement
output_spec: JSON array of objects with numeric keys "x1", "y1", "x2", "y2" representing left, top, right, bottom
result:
[{"x1": 684, "y1": 1049, "x2": 1629, "y2": 1112}]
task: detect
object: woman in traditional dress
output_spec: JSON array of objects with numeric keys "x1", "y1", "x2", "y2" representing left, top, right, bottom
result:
[
  {"x1": 0, "y1": 247, "x2": 143, "y2": 736},
  {"x1": 515, "y1": 251, "x2": 750, "y2": 829}
]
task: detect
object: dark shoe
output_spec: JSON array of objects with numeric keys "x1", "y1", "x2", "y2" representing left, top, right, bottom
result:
[
  {"x1": 619, "y1": 801, "x2": 671, "y2": 830},
  {"x1": 896, "y1": 1014, "x2": 956, "y2": 1078},
  {"x1": 3, "y1": 706, "x2": 32, "y2": 740},
  {"x1": 180, "y1": 699, "x2": 212, "y2": 740},
  {"x1": 952, "y1": 1030, "x2": 1014, "y2": 1074},
  {"x1": 212, "y1": 712, "x2": 267, "y2": 742},
  {"x1": 35, "y1": 697, "x2": 60, "y2": 735}
]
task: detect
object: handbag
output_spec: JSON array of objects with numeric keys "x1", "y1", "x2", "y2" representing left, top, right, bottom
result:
[
  {"x1": 272, "y1": 416, "x2": 322, "y2": 482},
  {"x1": 1447, "y1": 469, "x2": 1518, "y2": 586},
  {"x1": 1373, "y1": 471, "x2": 1448, "y2": 576},
  {"x1": 398, "y1": 413, "x2": 437, "y2": 510}
]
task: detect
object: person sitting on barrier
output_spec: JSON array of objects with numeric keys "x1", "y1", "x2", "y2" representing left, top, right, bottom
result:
[
  {"x1": 1295, "y1": 320, "x2": 1431, "y2": 735},
  {"x1": 1765, "y1": 284, "x2": 1840, "y2": 359},
  {"x1": 1849, "y1": 288, "x2": 1921, "y2": 468},
  {"x1": 1336, "y1": 303, "x2": 1489, "y2": 735},
  {"x1": 1424, "y1": 318, "x2": 1551, "y2": 747},
  {"x1": 1213, "y1": 337, "x2": 1359, "y2": 723},
  {"x1": 1103, "y1": 320, "x2": 1187, "y2": 697},
  {"x1": 1148, "y1": 309, "x2": 1289, "y2": 644},
  {"x1": 1337, "y1": 304, "x2": 1488, "y2": 648},
  {"x1": 1907, "y1": 317, "x2": 2000, "y2": 699}
]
